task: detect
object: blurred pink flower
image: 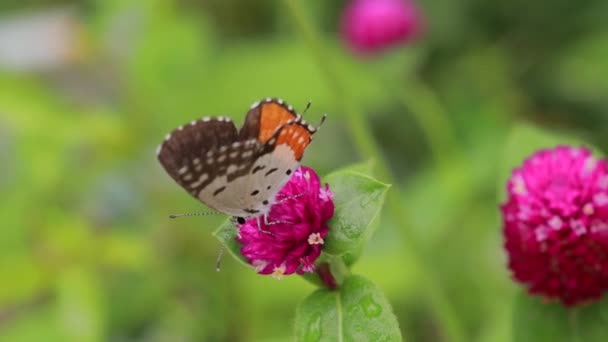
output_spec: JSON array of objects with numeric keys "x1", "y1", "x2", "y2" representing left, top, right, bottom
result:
[
  {"x1": 340, "y1": 0, "x2": 423, "y2": 55},
  {"x1": 502, "y1": 146, "x2": 608, "y2": 306},
  {"x1": 236, "y1": 166, "x2": 334, "y2": 279}
]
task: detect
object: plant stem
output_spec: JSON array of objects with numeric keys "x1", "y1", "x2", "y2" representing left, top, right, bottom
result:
[
  {"x1": 282, "y1": 1, "x2": 466, "y2": 341},
  {"x1": 568, "y1": 309, "x2": 581, "y2": 342},
  {"x1": 394, "y1": 79, "x2": 460, "y2": 171},
  {"x1": 317, "y1": 262, "x2": 338, "y2": 290}
]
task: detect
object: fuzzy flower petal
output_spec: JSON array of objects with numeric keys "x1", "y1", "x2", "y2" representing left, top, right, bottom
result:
[
  {"x1": 236, "y1": 166, "x2": 334, "y2": 277},
  {"x1": 502, "y1": 146, "x2": 608, "y2": 306},
  {"x1": 341, "y1": 0, "x2": 423, "y2": 55}
]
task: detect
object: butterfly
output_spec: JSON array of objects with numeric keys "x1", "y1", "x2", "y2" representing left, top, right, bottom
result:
[{"x1": 156, "y1": 97, "x2": 325, "y2": 225}]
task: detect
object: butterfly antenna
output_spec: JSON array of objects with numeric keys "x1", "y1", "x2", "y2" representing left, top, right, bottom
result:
[
  {"x1": 302, "y1": 100, "x2": 312, "y2": 115},
  {"x1": 215, "y1": 246, "x2": 225, "y2": 272},
  {"x1": 169, "y1": 211, "x2": 220, "y2": 219},
  {"x1": 316, "y1": 113, "x2": 327, "y2": 129}
]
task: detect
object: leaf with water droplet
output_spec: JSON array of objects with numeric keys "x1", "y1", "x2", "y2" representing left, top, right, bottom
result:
[
  {"x1": 295, "y1": 275, "x2": 401, "y2": 341},
  {"x1": 322, "y1": 170, "x2": 390, "y2": 259}
]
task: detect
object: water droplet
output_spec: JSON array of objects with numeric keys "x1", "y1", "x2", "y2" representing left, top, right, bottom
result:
[
  {"x1": 305, "y1": 312, "x2": 322, "y2": 342},
  {"x1": 361, "y1": 295, "x2": 382, "y2": 317}
]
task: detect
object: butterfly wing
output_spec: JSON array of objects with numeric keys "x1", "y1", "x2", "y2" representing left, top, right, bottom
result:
[
  {"x1": 157, "y1": 117, "x2": 257, "y2": 213},
  {"x1": 240, "y1": 98, "x2": 300, "y2": 143},
  {"x1": 240, "y1": 98, "x2": 319, "y2": 160}
]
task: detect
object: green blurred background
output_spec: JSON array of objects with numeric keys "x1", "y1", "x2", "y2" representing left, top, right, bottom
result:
[{"x1": 1, "y1": 0, "x2": 608, "y2": 341}]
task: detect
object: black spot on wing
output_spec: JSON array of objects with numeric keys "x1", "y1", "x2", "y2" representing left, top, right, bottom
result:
[
  {"x1": 252, "y1": 165, "x2": 265, "y2": 174},
  {"x1": 213, "y1": 186, "x2": 226, "y2": 196},
  {"x1": 265, "y1": 168, "x2": 278, "y2": 176}
]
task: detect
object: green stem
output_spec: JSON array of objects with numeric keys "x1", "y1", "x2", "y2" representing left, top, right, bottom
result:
[
  {"x1": 569, "y1": 309, "x2": 581, "y2": 342},
  {"x1": 282, "y1": 1, "x2": 466, "y2": 341},
  {"x1": 394, "y1": 80, "x2": 461, "y2": 170}
]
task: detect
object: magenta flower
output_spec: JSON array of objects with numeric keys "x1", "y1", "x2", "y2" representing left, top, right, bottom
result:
[
  {"x1": 502, "y1": 146, "x2": 608, "y2": 306},
  {"x1": 236, "y1": 166, "x2": 334, "y2": 279},
  {"x1": 340, "y1": 0, "x2": 423, "y2": 55}
]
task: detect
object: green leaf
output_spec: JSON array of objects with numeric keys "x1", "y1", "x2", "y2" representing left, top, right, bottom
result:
[
  {"x1": 295, "y1": 275, "x2": 401, "y2": 342},
  {"x1": 212, "y1": 220, "x2": 250, "y2": 268},
  {"x1": 512, "y1": 292, "x2": 608, "y2": 342},
  {"x1": 498, "y1": 123, "x2": 598, "y2": 203},
  {"x1": 323, "y1": 170, "x2": 390, "y2": 257}
]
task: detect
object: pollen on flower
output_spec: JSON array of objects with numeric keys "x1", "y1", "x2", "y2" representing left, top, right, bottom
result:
[
  {"x1": 548, "y1": 216, "x2": 563, "y2": 230},
  {"x1": 594, "y1": 193, "x2": 608, "y2": 206},
  {"x1": 571, "y1": 219, "x2": 587, "y2": 236},
  {"x1": 583, "y1": 203, "x2": 595, "y2": 215},
  {"x1": 272, "y1": 265, "x2": 286, "y2": 280},
  {"x1": 513, "y1": 176, "x2": 527, "y2": 195},
  {"x1": 308, "y1": 232, "x2": 324, "y2": 245}
]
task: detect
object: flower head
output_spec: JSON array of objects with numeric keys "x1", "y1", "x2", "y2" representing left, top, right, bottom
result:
[
  {"x1": 502, "y1": 146, "x2": 608, "y2": 306},
  {"x1": 236, "y1": 166, "x2": 334, "y2": 277},
  {"x1": 340, "y1": 0, "x2": 423, "y2": 55}
]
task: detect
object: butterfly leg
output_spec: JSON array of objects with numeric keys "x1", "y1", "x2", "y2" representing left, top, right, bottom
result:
[
  {"x1": 263, "y1": 213, "x2": 294, "y2": 227},
  {"x1": 257, "y1": 216, "x2": 274, "y2": 235},
  {"x1": 274, "y1": 192, "x2": 306, "y2": 204},
  {"x1": 215, "y1": 245, "x2": 225, "y2": 272}
]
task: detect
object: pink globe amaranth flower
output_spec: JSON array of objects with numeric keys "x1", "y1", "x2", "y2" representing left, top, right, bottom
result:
[
  {"x1": 502, "y1": 146, "x2": 608, "y2": 306},
  {"x1": 340, "y1": 0, "x2": 423, "y2": 55},
  {"x1": 236, "y1": 166, "x2": 334, "y2": 279}
]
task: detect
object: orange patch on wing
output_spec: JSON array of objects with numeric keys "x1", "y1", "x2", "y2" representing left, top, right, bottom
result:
[
  {"x1": 258, "y1": 103, "x2": 297, "y2": 142},
  {"x1": 276, "y1": 124, "x2": 312, "y2": 160}
]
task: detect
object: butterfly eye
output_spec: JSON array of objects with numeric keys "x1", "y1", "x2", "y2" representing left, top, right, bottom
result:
[{"x1": 236, "y1": 217, "x2": 246, "y2": 224}]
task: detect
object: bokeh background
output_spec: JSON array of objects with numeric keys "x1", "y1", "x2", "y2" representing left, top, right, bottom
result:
[{"x1": 1, "y1": 0, "x2": 608, "y2": 341}]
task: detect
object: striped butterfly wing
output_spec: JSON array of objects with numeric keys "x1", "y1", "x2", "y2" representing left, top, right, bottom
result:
[{"x1": 157, "y1": 117, "x2": 262, "y2": 217}]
